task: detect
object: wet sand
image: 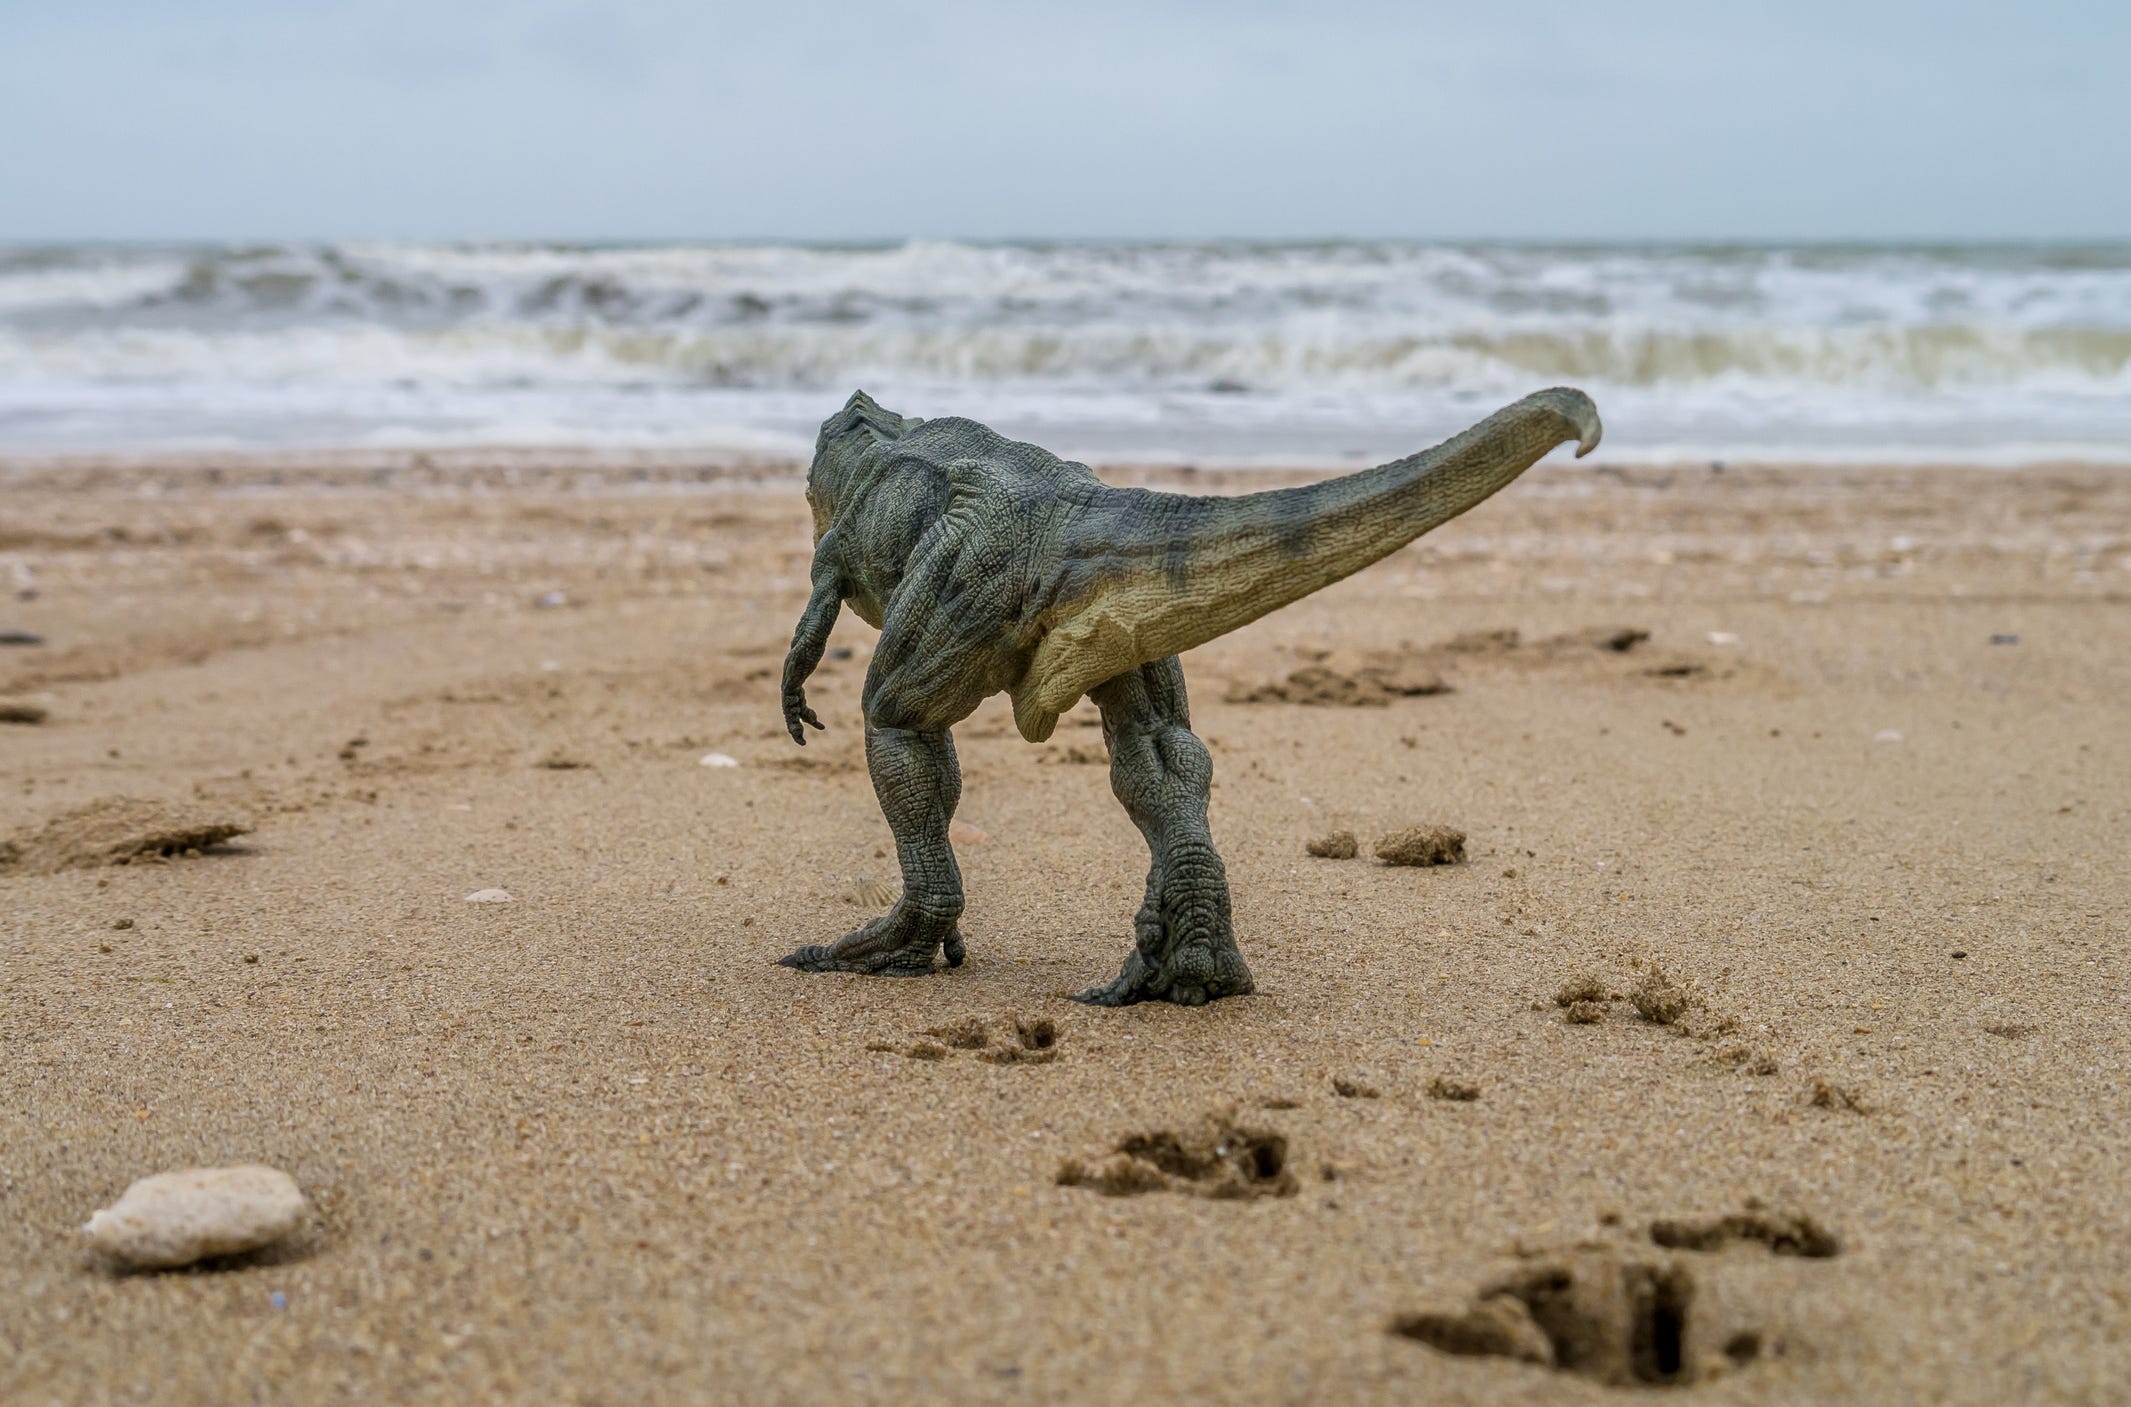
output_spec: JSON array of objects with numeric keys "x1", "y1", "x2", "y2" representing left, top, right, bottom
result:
[{"x1": 2, "y1": 453, "x2": 2128, "y2": 1403}]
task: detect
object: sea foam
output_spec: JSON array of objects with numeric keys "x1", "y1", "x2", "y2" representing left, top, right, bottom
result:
[{"x1": 2, "y1": 240, "x2": 2127, "y2": 463}]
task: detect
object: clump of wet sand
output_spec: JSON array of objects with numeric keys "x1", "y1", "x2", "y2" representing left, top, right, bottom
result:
[
  {"x1": 0, "y1": 796, "x2": 251, "y2": 874},
  {"x1": 1306, "y1": 829, "x2": 1359, "y2": 859},
  {"x1": 1632, "y1": 965, "x2": 1694, "y2": 1025},
  {"x1": 1376, "y1": 825, "x2": 1465, "y2": 866},
  {"x1": 1554, "y1": 974, "x2": 1609, "y2": 1007}
]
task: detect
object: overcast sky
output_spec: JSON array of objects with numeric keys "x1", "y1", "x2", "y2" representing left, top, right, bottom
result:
[{"x1": 2, "y1": 0, "x2": 2124, "y2": 243}]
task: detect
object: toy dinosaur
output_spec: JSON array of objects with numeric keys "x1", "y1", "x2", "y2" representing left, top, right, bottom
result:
[{"x1": 778, "y1": 386, "x2": 1601, "y2": 1005}]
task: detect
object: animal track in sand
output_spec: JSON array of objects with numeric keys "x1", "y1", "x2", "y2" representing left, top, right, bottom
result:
[
  {"x1": 1439, "y1": 623, "x2": 1717, "y2": 677},
  {"x1": 867, "y1": 1013, "x2": 1062, "y2": 1065},
  {"x1": 1394, "y1": 1252, "x2": 1705, "y2": 1387},
  {"x1": 1650, "y1": 1205, "x2": 1841, "y2": 1259},
  {"x1": 1395, "y1": 1202, "x2": 1840, "y2": 1384},
  {"x1": 1056, "y1": 1112, "x2": 1297, "y2": 1200},
  {"x1": 1223, "y1": 651, "x2": 1452, "y2": 707},
  {"x1": 1393, "y1": 1248, "x2": 1791, "y2": 1388}
]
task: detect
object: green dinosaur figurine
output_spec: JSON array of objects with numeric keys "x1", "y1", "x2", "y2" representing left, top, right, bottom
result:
[{"x1": 778, "y1": 386, "x2": 1601, "y2": 1006}]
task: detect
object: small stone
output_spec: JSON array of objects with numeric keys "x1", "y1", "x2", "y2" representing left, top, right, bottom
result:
[
  {"x1": 0, "y1": 700, "x2": 48, "y2": 724},
  {"x1": 0, "y1": 629, "x2": 45, "y2": 646},
  {"x1": 698, "y1": 752, "x2": 739, "y2": 768},
  {"x1": 111, "y1": 917, "x2": 134, "y2": 930},
  {"x1": 83, "y1": 1165, "x2": 306, "y2": 1270},
  {"x1": 1306, "y1": 830, "x2": 1359, "y2": 859},
  {"x1": 1989, "y1": 634, "x2": 2018, "y2": 646},
  {"x1": 1375, "y1": 825, "x2": 1466, "y2": 867},
  {"x1": 464, "y1": 888, "x2": 515, "y2": 903},
  {"x1": 1707, "y1": 631, "x2": 1740, "y2": 646},
  {"x1": 1875, "y1": 729, "x2": 1903, "y2": 743},
  {"x1": 533, "y1": 590, "x2": 568, "y2": 609},
  {"x1": 1427, "y1": 1076, "x2": 1481, "y2": 1102}
]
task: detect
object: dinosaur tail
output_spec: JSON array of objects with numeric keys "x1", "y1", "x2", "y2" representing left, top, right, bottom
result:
[{"x1": 1010, "y1": 387, "x2": 1599, "y2": 740}]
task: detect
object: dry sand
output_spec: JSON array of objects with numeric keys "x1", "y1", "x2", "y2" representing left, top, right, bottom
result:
[{"x1": 1, "y1": 453, "x2": 2127, "y2": 1403}]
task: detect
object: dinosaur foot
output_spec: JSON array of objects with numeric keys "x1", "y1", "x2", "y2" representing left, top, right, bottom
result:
[
  {"x1": 1072, "y1": 939, "x2": 1255, "y2": 1008},
  {"x1": 778, "y1": 906, "x2": 965, "y2": 978}
]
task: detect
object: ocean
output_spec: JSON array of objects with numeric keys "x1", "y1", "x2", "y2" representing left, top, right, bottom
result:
[{"x1": 2, "y1": 240, "x2": 2127, "y2": 466}]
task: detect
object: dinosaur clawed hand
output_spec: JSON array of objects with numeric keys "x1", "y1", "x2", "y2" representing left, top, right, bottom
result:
[
  {"x1": 782, "y1": 691, "x2": 825, "y2": 746},
  {"x1": 778, "y1": 904, "x2": 965, "y2": 977}
]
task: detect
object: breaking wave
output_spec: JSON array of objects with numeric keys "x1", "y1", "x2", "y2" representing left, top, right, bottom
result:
[{"x1": 3, "y1": 240, "x2": 2129, "y2": 461}]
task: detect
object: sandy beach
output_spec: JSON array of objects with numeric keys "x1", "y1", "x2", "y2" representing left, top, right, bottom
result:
[{"x1": 2, "y1": 452, "x2": 2127, "y2": 1404}]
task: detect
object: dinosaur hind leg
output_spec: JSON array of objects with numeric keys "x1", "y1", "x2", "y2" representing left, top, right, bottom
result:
[
  {"x1": 1075, "y1": 658, "x2": 1254, "y2": 1007},
  {"x1": 779, "y1": 721, "x2": 966, "y2": 976}
]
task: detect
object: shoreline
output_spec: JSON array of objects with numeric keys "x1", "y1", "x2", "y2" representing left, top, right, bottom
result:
[{"x1": 4, "y1": 444, "x2": 2129, "y2": 500}]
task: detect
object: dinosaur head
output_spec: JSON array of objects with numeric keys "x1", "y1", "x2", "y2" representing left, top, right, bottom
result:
[{"x1": 805, "y1": 389, "x2": 921, "y2": 542}]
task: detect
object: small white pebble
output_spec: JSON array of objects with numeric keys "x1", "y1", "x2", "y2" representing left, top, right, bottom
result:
[
  {"x1": 84, "y1": 1165, "x2": 306, "y2": 1270},
  {"x1": 539, "y1": 660, "x2": 561, "y2": 672},
  {"x1": 465, "y1": 888, "x2": 515, "y2": 903},
  {"x1": 699, "y1": 752, "x2": 739, "y2": 768},
  {"x1": 1875, "y1": 729, "x2": 1904, "y2": 743},
  {"x1": 1707, "y1": 630, "x2": 1740, "y2": 646}
]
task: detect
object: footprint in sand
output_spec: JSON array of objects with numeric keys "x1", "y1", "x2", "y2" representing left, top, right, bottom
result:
[
  {"x1": 867, "y1": 1013, "x2": 1062, "y2": 1065},
  {"x1": 1055, "y1": 1111, "x2": 1296, "y2": 1201},
  {"x1": 1392, "y1": 1203, "x2": 1841, "y2": 1386}
]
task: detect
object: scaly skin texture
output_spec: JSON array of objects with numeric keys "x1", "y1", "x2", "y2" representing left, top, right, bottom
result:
[{"x1": 778, "y1": 387, "x2": 1601, "y2": 1005}]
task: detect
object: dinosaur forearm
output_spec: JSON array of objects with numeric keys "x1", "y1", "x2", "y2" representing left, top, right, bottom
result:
[
  {"x1": 781, "y1": 566, "x2": 843, "y2": 744},
  {"x1": 783, "y1": 584, "x2": 840, "y2": 692}
]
